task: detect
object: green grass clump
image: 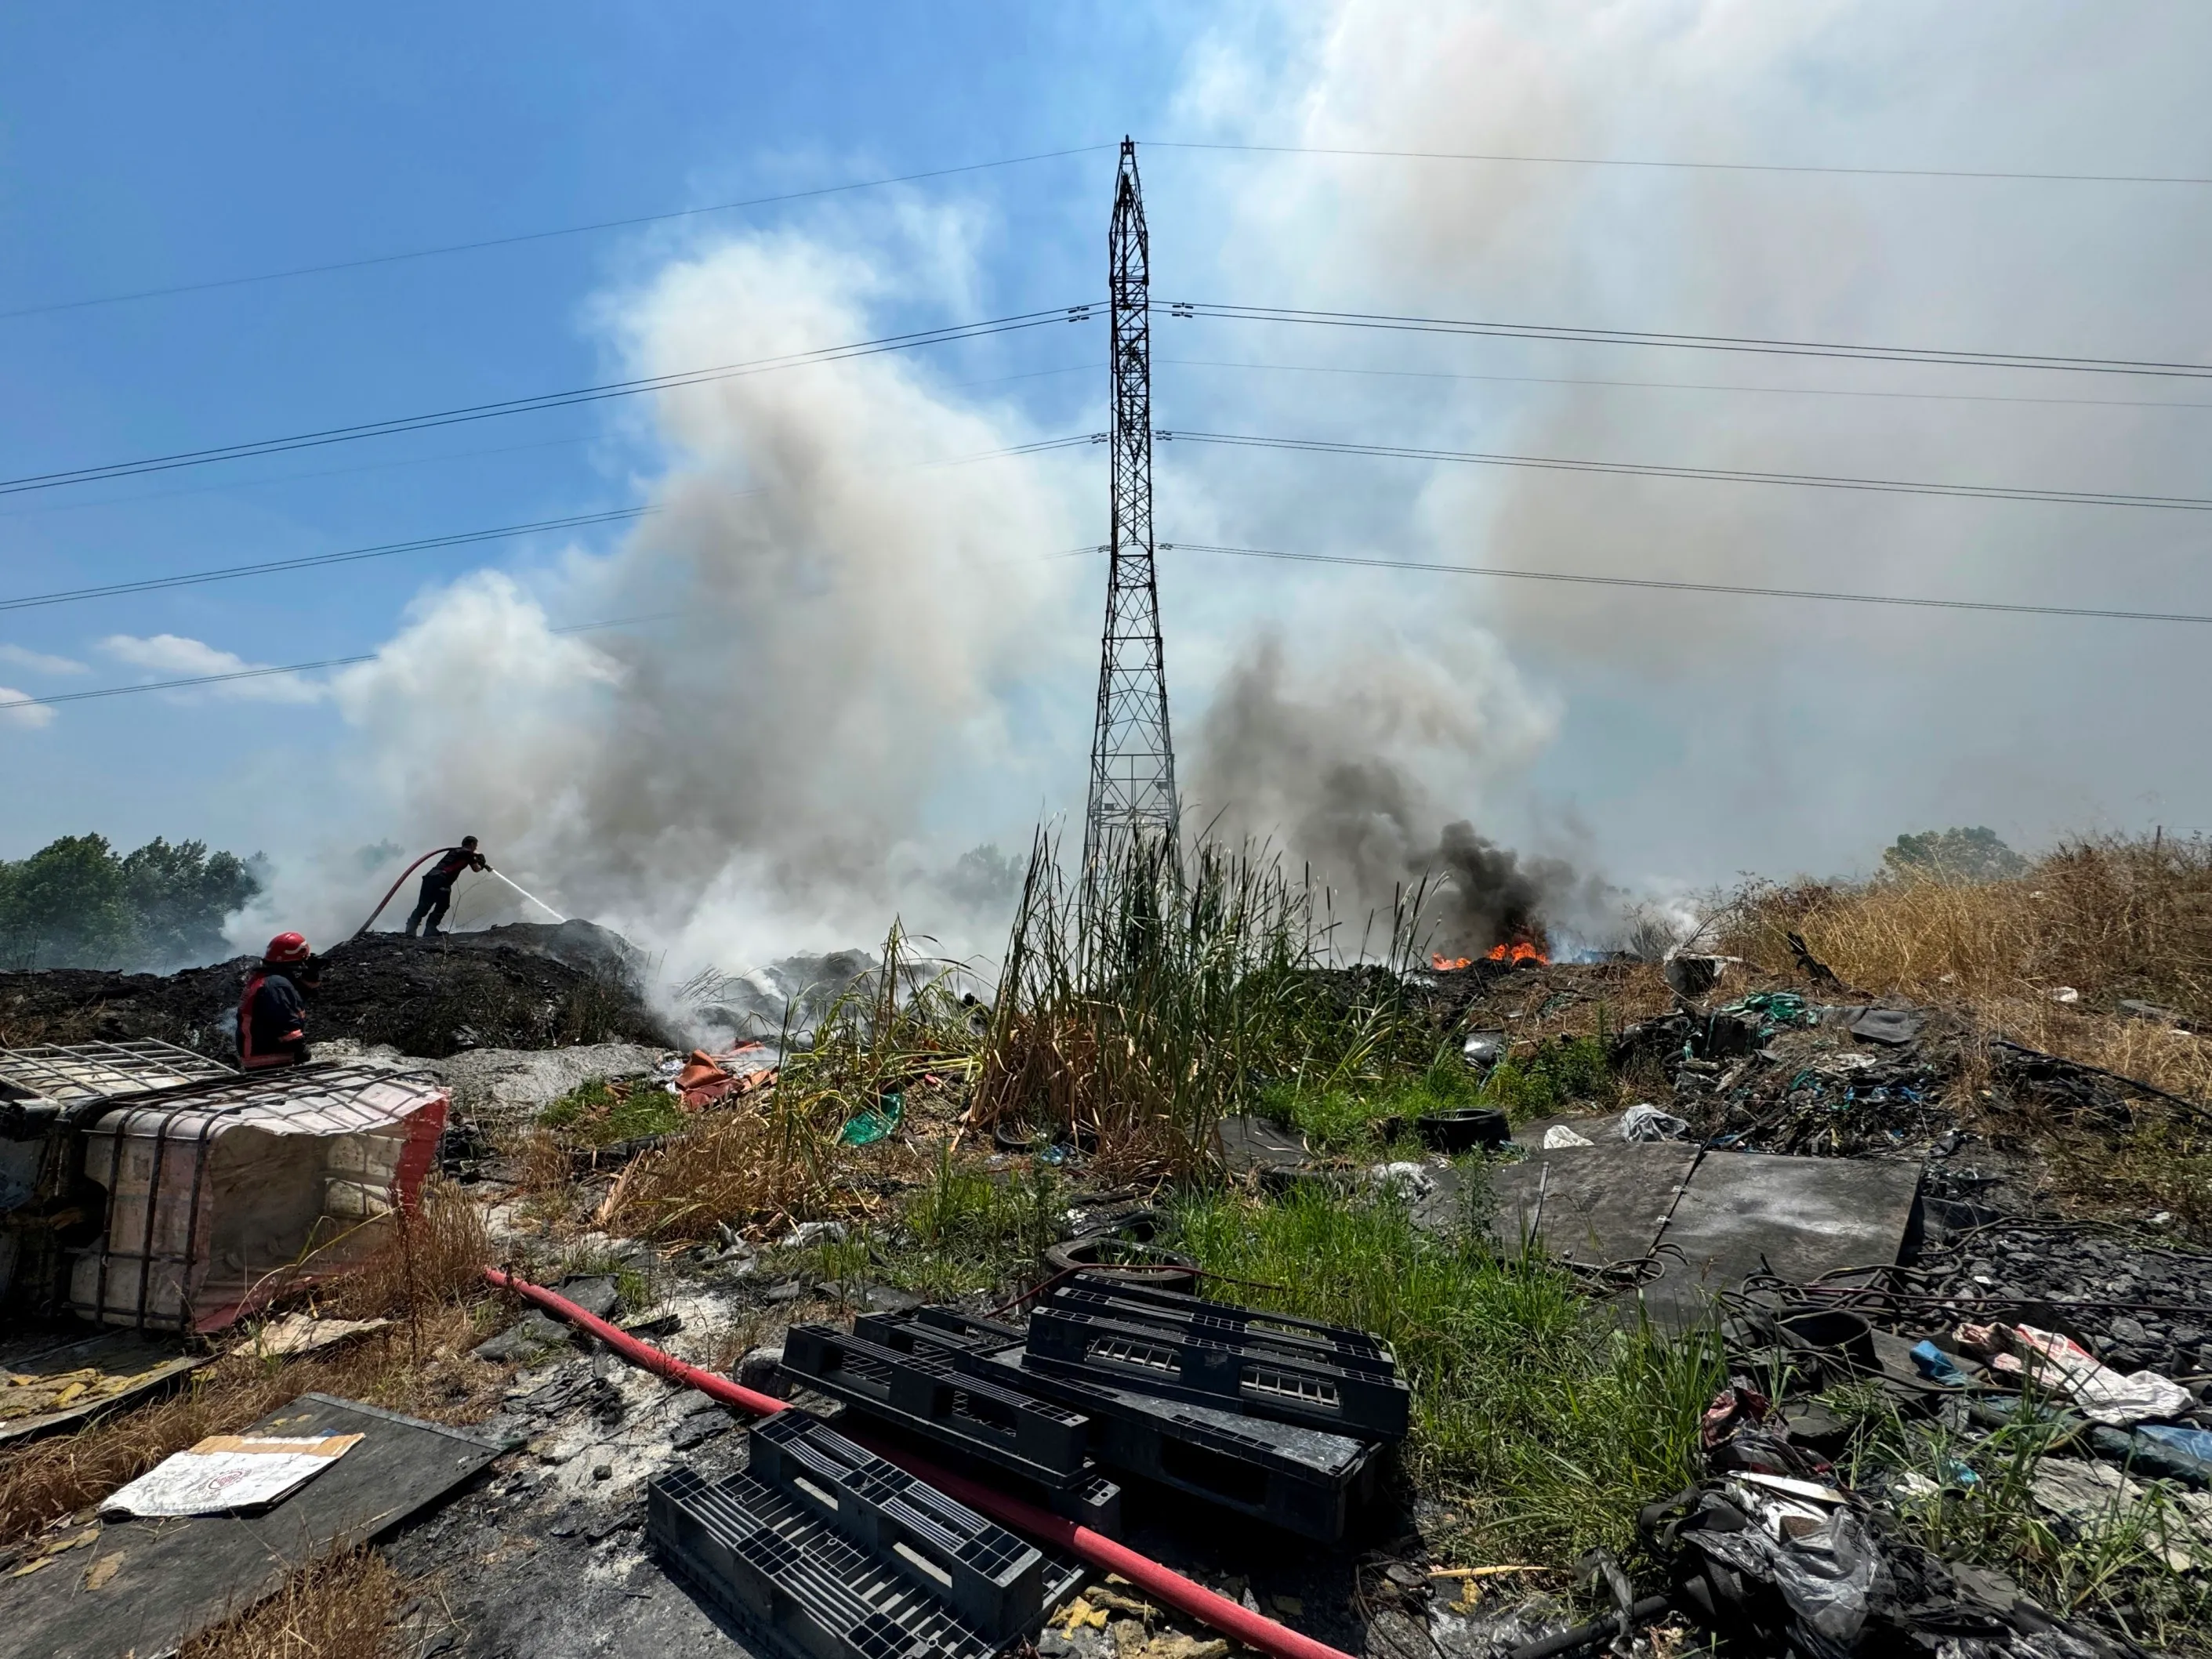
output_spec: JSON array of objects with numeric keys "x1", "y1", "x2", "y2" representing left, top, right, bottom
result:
[
  {"x1": 537, "y1": 1076, "x2": 685, "y2": 1146},
  {"x1": 1265, "y1": 1038, "x2": 1615, "y2": 1153},
  {"x1": 868, "y1": 1146, "x2": 1062, "y2": 1300},
  {"x1": 1478, "y1": 1034, "x2": 1614, "y2": 1123},
  {"x1": 1167, "y1": 1182, "x2": 1720, "y2": 1567},
  {"x1": 1265, "y1": 1048, "x2": 1484, "y2": 1154}
]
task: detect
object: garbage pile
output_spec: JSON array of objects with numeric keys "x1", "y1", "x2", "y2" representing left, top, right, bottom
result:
[{"x1": 1612, "y1": 995, "x2": 1954, "y2": 1156}]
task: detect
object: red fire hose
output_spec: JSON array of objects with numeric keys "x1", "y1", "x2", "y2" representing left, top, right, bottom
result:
[
  {"x1": 353, "y1": 847, "x2": 449, "y2": 938},
  {"x1": 483, "y1": 1267, "x2": 1358, "y2": 1659}
]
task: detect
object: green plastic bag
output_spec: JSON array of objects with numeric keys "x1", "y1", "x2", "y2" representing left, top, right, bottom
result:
[{"x1": 838, "y1": 1088, "x2": 904, "y2": 1146}]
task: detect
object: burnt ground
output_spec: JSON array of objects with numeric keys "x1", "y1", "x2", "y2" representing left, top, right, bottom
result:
[{"x1": 0, "y1": 921, "x2": 676, "y2": 1059}]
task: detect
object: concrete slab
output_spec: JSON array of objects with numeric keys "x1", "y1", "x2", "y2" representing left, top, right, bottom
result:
[
  {"x1": 1641, "y1": 1152, "x2": 1921, "y2": 1328},
  {"x1": 1484, "y1": 1140, "x2": 1699, "y2": 1266}
]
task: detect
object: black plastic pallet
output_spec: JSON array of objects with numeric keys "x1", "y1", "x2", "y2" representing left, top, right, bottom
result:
[
  {"x1": 651, "y1": 1466, "x2": 997, "y2": 1659},
  {"x1": 650, "y1": 1416, "x2": 1082, "y2": 1659},
  {"x1": 781, "y1": 1324, "x2": 1121, "y2": 1533},
  {"x1": 749, "y1": 1413, "x2": 1055, "y2": 1637},
  {"x1": 865, "y1": 1307, "x2": 1380, "y2": 1543},
  {"x1": 1023, "y1": 1276, "x2": 1409, "y2": 1440}
]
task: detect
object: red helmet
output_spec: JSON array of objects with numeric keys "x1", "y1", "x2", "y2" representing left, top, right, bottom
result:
[{"x1": 264, "y1": 931, "x2": 311, "y2": 964}]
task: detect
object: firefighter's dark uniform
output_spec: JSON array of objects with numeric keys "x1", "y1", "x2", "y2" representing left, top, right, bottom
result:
[{"x1": 405, "y1": 846, "x2": 487, "y2": 939}]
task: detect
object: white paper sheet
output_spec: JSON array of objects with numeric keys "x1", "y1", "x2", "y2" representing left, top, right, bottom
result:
[{"x1": 99, "y1": 1433, "x2": 361, "y2": 1517}]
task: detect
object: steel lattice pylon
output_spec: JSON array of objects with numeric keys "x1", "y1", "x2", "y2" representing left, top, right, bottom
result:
[{"x1": 1082, "y1": 138, "x2": 1178, "y2": 871}]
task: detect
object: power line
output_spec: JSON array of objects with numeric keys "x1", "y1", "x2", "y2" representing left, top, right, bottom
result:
[
  {"x1": 1157, "y1": 428, "x2": 2212, "y2": 512},
  {"x1": 1145, "y1": 139, "x2": 2212, "y2": 188},
  {"x1": 1162, "y1": 301, "x2": 2212, "y2": 380},
  {"x1": 2, "y1": 146, "x2": 1112, "y2": 322},
  {"x1": 1158, "y1": 356, "x2": 2212, "y2": 414},
  {"x1": 1163, "y1": 542, "x2": 2212, "y2": 625},
  {"x1": 0, "y1": 613, "x2": 684, "y2": 712},
  {"x1": 0, "y1": 305, "x2": 1099, "y2": 497},
  {"x1": 0, "y1": 435, "x2": 1104, "y2": 613},
  {"x1": 0, "y1": 377, "x2": 1101, "y2": 522},
  {"x1": 0, "y1": 508, "x2": 651, "y2": 614},
  {"x1": 0, "y1": 432, "x2": 606, "y2": 522}
]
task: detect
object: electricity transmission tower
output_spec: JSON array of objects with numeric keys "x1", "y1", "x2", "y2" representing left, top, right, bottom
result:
[{"x1": 1082, "y1": 138, "x2": 1179, "y2": 871}]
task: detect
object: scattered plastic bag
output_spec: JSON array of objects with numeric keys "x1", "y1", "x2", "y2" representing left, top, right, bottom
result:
[
  {"x1": 1744, "y1": 1509, "x2": 1888, "y2": 1646},
  {"x1": 1541, "y1": 1125, "x2": 1594, "y2": 1149},
  {"x1": 1365, "y1": 1161, "x2": 1436, "y2": 1200},
  {"x1": 2091, "y1": 1422, "x2": 2212, "y2": 1487},
  {"x1": 1909, "y1": 1340, "x2": 1969, "y2": 1387},
  {"x1": 1620, "y1": 1103, "x2": 1691, "y2": 1143},
  {"x1": 1980, "y1": 1323, "x2": 2194, "y2": 1426},
  {"x1": 1703, "y1": 1379, "x2": 1831, "y2": 1480},
  {"x1": 837, "y1": 1088, "x2": 904, "y2": 1146},
  {"x1": 1732, "y1": 990, "x2": 1817, "y2": 1030}
]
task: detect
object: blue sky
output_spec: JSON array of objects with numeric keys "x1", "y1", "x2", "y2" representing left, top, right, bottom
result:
[
  {"x1": 5, "y1": 5, "x2": 2212, "y2": 965},
  {"x1": 0, "y1": 5, "x2": 1163, "y2": 851}
]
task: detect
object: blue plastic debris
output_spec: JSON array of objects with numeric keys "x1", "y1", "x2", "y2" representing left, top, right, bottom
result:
[{"x1": 1910, "y1": 1341, "x2": 1969, "y2": 1387}]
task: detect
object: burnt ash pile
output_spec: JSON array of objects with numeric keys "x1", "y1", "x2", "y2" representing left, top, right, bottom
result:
[{"x1": 0, "y1": 920, "x2": 674, "y2": 1059}]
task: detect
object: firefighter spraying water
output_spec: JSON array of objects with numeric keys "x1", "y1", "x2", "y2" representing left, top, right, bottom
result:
[{"x1": 354, "y1": 837, "x2": 566, "y2": 938}]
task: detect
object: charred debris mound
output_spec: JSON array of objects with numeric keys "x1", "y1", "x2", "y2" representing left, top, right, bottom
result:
[{"x1": 0, "y1": 920, "x2": 676, "y2": 1060}]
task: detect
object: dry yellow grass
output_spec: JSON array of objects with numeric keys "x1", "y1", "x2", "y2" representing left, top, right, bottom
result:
[
  {"x1": 604, "y1": 1092, "x2": 935, "y2": 1243},
  {"x1": 180, "y1": 1548, "x2": 403, "y2": 1659},
  {"x1": 1718, "y1": 835, "x2": 2212, "y2": 1015}
]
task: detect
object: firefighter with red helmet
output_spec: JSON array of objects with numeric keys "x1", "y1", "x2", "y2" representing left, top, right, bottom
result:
[{"x1": 238, "y1": 932, "x2": 320, "y2": 1070}]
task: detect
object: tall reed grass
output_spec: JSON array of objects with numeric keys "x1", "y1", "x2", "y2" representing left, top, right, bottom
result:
[{"x1": 972, "y1": 832, "x2": 1440, "y2": 1168}]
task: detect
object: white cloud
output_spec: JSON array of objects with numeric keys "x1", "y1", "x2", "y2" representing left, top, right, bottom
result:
[
  {"x1": 0, "y1": 643, "x2": 86, "y2": 676},
  {"x1": 100, "y1": 633, "x2": 323, "y2": 703},
  {"x1": 0, "y1": 686, "x2": 55, "y2": 730}
]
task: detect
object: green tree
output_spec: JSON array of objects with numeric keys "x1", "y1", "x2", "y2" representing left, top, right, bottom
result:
[
  {"x1": 1881, "y1": 826, "x2": 2029, "y2": 884},
  {"x1": 0, "y1": 834, "x2": 133, "y2": 968},
  {"x1": 0, "y1": 833, "x2": 263, "y2": 969},
  {"x1": 121, "y1": 838, "x2": 263, "y2": 965}
]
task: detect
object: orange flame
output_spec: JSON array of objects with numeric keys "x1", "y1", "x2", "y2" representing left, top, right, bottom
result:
[
  {"x1": 1486, "y1": 940, "x2": 1548, "y2": 965},
  {"x1": 1431, "y1": 954, "x2": 1472, "y2": 970}
]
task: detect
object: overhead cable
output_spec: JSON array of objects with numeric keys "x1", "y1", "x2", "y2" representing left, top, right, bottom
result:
[
  {"x1": 1158, "y1": 356, "x2": 2212, "y2": 414},
  {"x1": 1156, "y1": 428, "x2": 2212, "y2": 512},
  {"x1": 2, "y1": 146, "x2": 1111, "y2": 321},
  {"x1": 1162, "y1": 542, "x2": 2212, "y2": 626},
  {"x1": 0, "y1": 612, "x2": 684, "y2": 712},
  {"x1": 0, "y1": 507, "x2": 651, "y2": 614},
  {"x1": 0, "y1": 435, "x2": 1102, "y2": 613},
  {"x1": 1159, "y1": 301, "x2": 2212, "y2": 380},
  {"x1": 0, "y1": 305, "x2": 1101, "y2": 497},
  {"x1": 1145, "y1": 139, "x2": 2212, "y2": 188}
]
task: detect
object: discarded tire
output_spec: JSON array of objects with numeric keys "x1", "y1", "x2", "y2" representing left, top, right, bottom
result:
[
  {"x1": 1415, "y1": 1107, "x2": 1510, "y2": 1154},
  {"x1": 1043, "y1": 1209, "x2": 1198, "y2": 1291}
]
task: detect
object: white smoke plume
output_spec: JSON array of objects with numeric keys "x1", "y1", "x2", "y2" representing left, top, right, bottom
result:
[
  {"x1": 1159, "y1": 1, "x2": 2212, "y2": 900},
  {"x1": 240, "y1": 208, "x2": 1093, "y2": 970}
]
